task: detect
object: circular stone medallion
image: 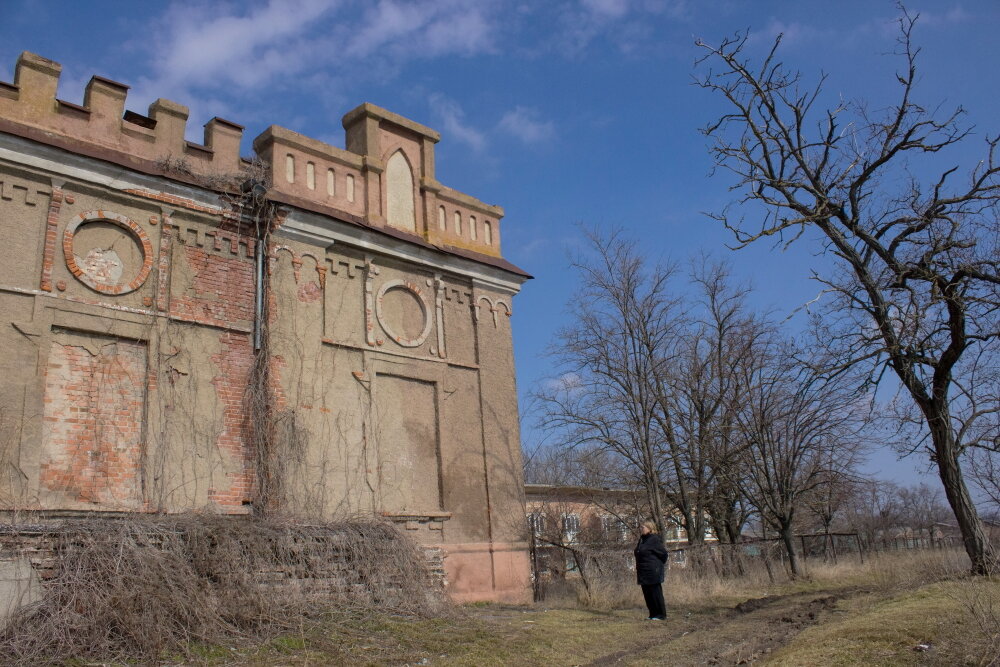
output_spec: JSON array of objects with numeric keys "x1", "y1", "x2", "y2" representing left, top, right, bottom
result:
[
  {"x1": 375, "y1": 279, "x2": 433, "y2": 348},
  {"x1": 63, "y1": 211, "x2": 153, "y2": 295}
]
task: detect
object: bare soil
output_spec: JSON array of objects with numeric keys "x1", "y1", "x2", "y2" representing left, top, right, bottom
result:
[{"x1": 565, "y1": 589, "x2": 857, "y2": 666}]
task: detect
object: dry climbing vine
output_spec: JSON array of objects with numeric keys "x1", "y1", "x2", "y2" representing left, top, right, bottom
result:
[{"x1": 228, "y1": 163, "x2": 284, "y2": 515}]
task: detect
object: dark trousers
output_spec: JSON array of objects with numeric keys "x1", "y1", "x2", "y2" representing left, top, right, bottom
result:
[{"x1": 641, "y1": 583, "x2": 666, "y2": 618}]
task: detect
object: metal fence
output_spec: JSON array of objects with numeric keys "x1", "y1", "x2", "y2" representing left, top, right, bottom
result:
[
  {"x1": 529, "y1": 530, "x2": 964, "y2": 599},
  {"x1": 663, "y1": 532, "x2": 960, "y2": 579}
]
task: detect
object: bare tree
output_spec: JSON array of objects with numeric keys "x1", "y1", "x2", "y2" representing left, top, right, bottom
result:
[
  {"x1": 539, "y1": 233, "x2": 776, "y2": 550},
  {"x1": 968, "y1": 448, "x2": 1000, "y2": 511},
  {"x1": 898, "y1": 482, "x2": 951, "y2": 540},
  {"x1": 696, "y1": 9, "x2": 1000, "y2": 573},
  {"x1": 804, "y1": 464, "x2": 864, "y2": 539},
  {"x1": 733, "y1": 345, "x2": 866, "y2": 577},
  {"x1": 538, "y1": 229, "x2": 681, "y2": 534},
  {"x1": 843, "y1": 479, "x2": 903, "y2": 547},
  {"x1": 657, "y1": 258, "x2": 766, "y2": 548}
]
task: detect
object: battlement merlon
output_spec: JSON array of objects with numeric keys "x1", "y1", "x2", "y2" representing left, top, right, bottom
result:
[
  {"x1": 343, "y1": 102, "x2": 439, "y2": 181},
  {"x1": 0, "y1": 52, "x2": 246, "y2": 175},
  {"x1": 0, "y1": 51, "x2": 509, "y2": 259}
]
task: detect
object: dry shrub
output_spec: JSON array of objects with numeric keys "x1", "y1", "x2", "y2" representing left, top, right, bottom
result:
[
  {"x1": 807, "y1": 547, "x2": 969, "y2": 592},
  {"x1": 0, "y1": 514, "x2": 444, "y2": 665},
  {"x1": 552, "y1": 546, "x2": 974, "y2": 613},
  {"x1": 575, "y1": 550, "x2": 642, "y2": 609},
  {"x1": 948, "y1": 577, "x2": 1000, "y2": 666},
  {"x1": 666, "y1": 566, "x2": 776, "y2": 608}
]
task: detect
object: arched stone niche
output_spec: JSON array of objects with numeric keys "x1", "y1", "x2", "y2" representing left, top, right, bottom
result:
[{"x1": 385, "y1": 151, "x2": 416, "y2": 233}]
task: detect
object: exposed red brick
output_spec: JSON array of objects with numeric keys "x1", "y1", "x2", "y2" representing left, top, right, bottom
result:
[
  {"x1": 39, "y1": 186, "x2": 63, "y2": 292},
  {"x1": 296, "y1": 279, "x2": 322, "y2": 303},
  {"x1": 170, "y1": 243, "x2": 254, "y2": 327},
  {"x1": 207, "y1": 332, "x2": 253, "y2": 511},
  {"x1": 39, "y1": 339, "x2": 147, "y2": 508}
]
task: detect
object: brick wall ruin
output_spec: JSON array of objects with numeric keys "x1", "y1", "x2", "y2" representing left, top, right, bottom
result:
[
  {"x1": 0, "y1": 51, "x2": 532, "y2": 603},
  {"x1": 0, "y1": 516, "x2": 447, "y2": 630}
]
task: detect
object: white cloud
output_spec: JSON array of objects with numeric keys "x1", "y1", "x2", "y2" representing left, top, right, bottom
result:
[
  {"x1": 150, "y1": 0, "x2": 335, "y2": 91},
  {"x1": 543, "y1": 372, "x2": 585, "y2": 393},
  {"x1": 545, "y1": 0, "x2": 685, "y2": 58},
  {"x1": 423, "y1": 5, "x2": 495, "y2": 56},
  {"x1": 348, "y1": 0, "x2": 496, "y2": 59},
  {"x1": 581, "y1": 0, "x2": 629, "y2": 19},
  {"x1": 756, "y1": 6, "x2": 975, "y2": 53},
  {"x1": 747, "y1": 18, "x2": 820, "y2": 48},
  {"x1": 116, "y1": 0, "x2": 509, "y2": 142},
  {"x1": 515, "y1": 236, "x2": 551, "y2": 257},
  {"x1": 131, "y1": 0, "x2": 499, "y2": 113},
  {"x1": 498, "y1": 106, "x2": 555, "y2": 144},
  {"x1": 428, "y1": 93, "x2": 487, "y2": 152},
  {"x1": 917, "y1": 5, "x2": 971, "y2": 26}
]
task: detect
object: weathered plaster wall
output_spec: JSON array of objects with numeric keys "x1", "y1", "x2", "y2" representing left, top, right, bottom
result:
[{"x1": 0, "y1": 51, "x2": 530, "y2": 603}]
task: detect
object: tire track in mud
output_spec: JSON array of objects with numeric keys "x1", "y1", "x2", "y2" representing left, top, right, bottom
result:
[{"x1": 582, "y1": 588, "x2": 863, "y2": 666}]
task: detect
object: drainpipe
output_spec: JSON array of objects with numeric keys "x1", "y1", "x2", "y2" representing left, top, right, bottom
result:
[{"x1": 242, "y1": 178, "x2": 269, "y2": 351}]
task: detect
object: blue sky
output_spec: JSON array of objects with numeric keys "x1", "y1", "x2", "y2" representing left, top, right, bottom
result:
[{"x1": 2, "y1": 0, "x2": 998, "y2": 487}]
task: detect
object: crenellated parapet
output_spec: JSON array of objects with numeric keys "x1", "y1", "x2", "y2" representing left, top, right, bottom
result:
[
  {"x1": 256, "y1": 102, "x2": 503, "y2": 257},
  {"x1": 1, "y1": 52, "x2": 505, "y2": 259},
  {"x1": 0, "y1": 52, "x2": 244, "y2": 176}
]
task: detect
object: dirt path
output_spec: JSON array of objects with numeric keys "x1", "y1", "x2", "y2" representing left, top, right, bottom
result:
[
  {"x1": 578, "y1": 588, "x2": 862, "y2": 666},
  {"x1": 217, "y1": 575, "x2": 988, "y2": 665}
]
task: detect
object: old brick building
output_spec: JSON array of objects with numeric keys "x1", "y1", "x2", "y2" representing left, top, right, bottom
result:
[{"x1": 0, "y1": 52, "x2": 531, "y2": 602}]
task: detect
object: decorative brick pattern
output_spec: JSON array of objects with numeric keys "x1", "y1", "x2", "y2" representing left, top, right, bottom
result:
[
  {"x1": 39, "y1": 338, "x2": 147, "y2": 509},
  {"x1": 155, "y1": 222, "x2": 174, "y2": 312},
  {"x1": 39, "y1": 185, "x2": 63, "y2": 292}
]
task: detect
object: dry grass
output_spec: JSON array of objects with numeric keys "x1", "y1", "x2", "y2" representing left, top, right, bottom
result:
[
  {"x1": 545, "y1": 544, "x2": 969, "y2": 612},
  {"x1": 1, "y1": 533, "x2": 985, "y2": 666},
  {"x1": 663, "y1": 546, "x2": 972, "y2": 608},
  {"x1": 0, "y1": 514, "x2": 443, "y2": 665},
  {"x1": 767, "y1": 578, "x2": 1000, "y2": 666},
  {"x1": 949, "y1": 576, "x2": 1000, "y2": 666},
  {"x1": 808, "y1": 547, "x2": 969, "y2": 589}
]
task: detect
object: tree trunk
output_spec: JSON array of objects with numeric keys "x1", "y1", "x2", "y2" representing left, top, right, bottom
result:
[
  {"x1": 645, "y1": 473, "x2": 666, "y2": 535},
  {"x1": 930, "y1": 418, "x2": 997, "y2": 574},
  {"x1": 571, "y1": 548, "x2": 592, "y2": 595},
  {"x1": 780, "y1": 524, "x2": 801, "y2": 578}
]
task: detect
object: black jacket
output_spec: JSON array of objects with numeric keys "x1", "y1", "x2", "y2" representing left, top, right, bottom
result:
[{"x1": 634, "y1": 533, "x2": 668, "y2": 585}]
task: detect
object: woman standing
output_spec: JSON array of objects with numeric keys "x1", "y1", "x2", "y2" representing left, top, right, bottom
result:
[{"x1": 634, "y1": 520, "x2": 668, "y2": 620}]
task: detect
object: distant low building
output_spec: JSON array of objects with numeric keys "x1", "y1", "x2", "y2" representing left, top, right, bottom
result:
[{"x1": 524, "y1": 483, "x2": 717, "y2": 577}]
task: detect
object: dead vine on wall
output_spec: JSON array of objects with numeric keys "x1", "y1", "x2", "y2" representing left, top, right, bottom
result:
[
  {"x1": 0, "y1": 514, "x2": 443, "y2": 664},
  {"x1": 228, "y1": 165, "x2": 285, "y2": 515}
]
